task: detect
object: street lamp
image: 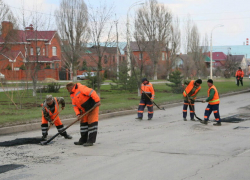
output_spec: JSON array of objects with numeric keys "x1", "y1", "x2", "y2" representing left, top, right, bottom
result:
[
  {"x1": 126, "y1": 1, "x2": 144, "y2": 76},
  {"x1": 210, "y1": 24, "x2": 223, "y2": 79}
]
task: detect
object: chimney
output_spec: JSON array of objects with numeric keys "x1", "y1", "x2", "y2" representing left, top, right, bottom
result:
[
  {"x1": 1, "y1": 21, "x2": 13, "y2": 39},
  {"x1": 25, "y1": 24, "x2": 34, "y2": 32}
]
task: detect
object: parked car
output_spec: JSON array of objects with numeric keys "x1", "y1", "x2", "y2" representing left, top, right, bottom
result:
[
  {"x1": 0, "y1": 72, "x2": 5, "y2": 79},
  {"x1": 77, "y1": 72, "x2": 96, "y2": 80}
]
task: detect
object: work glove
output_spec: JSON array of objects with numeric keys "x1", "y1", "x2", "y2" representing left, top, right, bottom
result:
[{"x1": 202, "y1": 100, "x2": 206, "y2": 103}]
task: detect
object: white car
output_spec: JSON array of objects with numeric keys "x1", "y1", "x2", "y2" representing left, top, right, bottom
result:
[
  {"x1": 77, "y1": 72, "x2": 96, "y2": 80},
  {"x1": 0, "y1": 72, "x2": 5, "y2": 79}
]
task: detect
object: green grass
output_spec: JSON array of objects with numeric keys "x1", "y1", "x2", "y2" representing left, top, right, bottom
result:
[{"x1": 0, "y1": 79, "x2": 249, "y2": 126}]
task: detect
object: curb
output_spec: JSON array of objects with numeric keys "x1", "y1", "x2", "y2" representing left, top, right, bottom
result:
[{"x1": 0, "y1": 88, "x2": 249, "y2": 135}]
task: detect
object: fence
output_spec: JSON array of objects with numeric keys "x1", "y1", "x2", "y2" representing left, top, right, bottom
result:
[{"x1": 0, "y1": 69, "x2": 59, "y2": 81}]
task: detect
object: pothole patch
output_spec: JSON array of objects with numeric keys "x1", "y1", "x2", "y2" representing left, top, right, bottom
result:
[
  {"x1": 0, "y1": 138, "x2": 43, "y2": 147},
  {"x1": 233, "y1": 126, "x2": 250, "y2": 130},
  {"x1": 221, "y1": 115, "x2": 248, "y2": 123},
  {"x1": 0, "y1": 164, "x2": 25, "y2": 174}
]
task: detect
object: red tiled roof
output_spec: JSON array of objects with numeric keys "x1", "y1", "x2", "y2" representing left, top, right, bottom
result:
[
  {"x1": 0, "y1": 30, "x2": 56, "y2": 43},
  {"x1": 207, "y1": 52, "x2": 227, "y2": 61},
  {"x1": 0, "y1": 49, "x2": 24, "y2": 60}
]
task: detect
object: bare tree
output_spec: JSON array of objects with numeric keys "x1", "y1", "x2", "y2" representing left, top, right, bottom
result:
[
  {"x1": 86, "y1": 2, "x2": 114, "y2": 96},
  {"x1": 55, "y1": 0, "x2": 89, "y2": 81},
  {"x1": 135, "y1": 0, "x2": 172, "y2": 80},
  {"x1": 224, "y1": 54, "x2": 241, "y2": 78},
  {"x1": 166, "y1": 17, "x2": 181, "y2": 77}
]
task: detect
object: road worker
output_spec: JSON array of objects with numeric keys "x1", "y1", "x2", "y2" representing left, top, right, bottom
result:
[
  {"x1": 41, "y1": 95, "x2": 72, "y2": 140},
  {"x1": 200, "y1": 79, "x2": 221, "y2": 126},
  {"x1": 136, "y1": 77, "x2": 155, "y2": 120},
  {"x1": 235, "y1": 67, "x2": 244, "y2": 86},
  {"x1": 182, "y1": 79, "x2": 202, "y2": 121},
  {"x1": 66, "y1": 82, "x2": 101, "y2": 147}
]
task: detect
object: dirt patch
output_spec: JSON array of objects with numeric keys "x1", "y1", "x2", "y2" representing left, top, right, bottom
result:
[
  {"x1": 0, "y1": 164, "x2": 25, "y2": 174},
  {"x1": 0, "y1": 138, "x2": 43, "y2": 147},
  {"x1": 127, "y1": 98, "x2": 138, "y2": 100}
]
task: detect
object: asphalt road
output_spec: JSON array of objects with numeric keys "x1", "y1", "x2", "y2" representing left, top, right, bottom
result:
[{"x1": 1, "y1": 93, "x2": 250, "y2": 180}]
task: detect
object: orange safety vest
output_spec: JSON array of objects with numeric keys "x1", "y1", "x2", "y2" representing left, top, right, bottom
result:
[
  {"x1": 43, "y1": 97, "x2": 60, "y2": 120},
  {"x1": 183, "y1": 80, "x2": 201, "y2": 100},
  {"x1": 235, "y1": 70, "x2": 244, "y2": 79},
  {"x1": 70, "y1": 83, "x2": 100, "y2": 115},
  {"x1": 141, "y1": 82, "x2": 155, "y2": 99},
  {"x1": 208, "y1": 85, "x2": 220, "y2": 105}
]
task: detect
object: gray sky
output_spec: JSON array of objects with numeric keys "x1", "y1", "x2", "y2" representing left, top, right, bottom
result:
[{"x1": 4, "y1": 0, "x2": 250, "y2": 52}]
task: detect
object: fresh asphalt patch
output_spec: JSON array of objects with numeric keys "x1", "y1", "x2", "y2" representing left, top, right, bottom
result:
[
  {"x1": 0, "y1": 164, "x2": 25, "y2": 174},
  {"x1": 221, "y1": 114, "x2": 248, "y2": 123},
  {"x1": 0, "y1": 138, "x2": 43, "y2": 147}
]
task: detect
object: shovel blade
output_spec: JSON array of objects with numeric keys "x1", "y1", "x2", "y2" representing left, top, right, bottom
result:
[{"x1": 40, "y1": 141, "x2": 48, "y2": 146}]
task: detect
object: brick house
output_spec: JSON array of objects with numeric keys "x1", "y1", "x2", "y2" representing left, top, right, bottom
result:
[
  {"x1": 124, "y1": 41, "x2": 169, "y2": 78},
  {"x1": 0, "y1": 21, "x2": 62, "y2": 71},
  {"x1": 77, "y1": 46, "x2": 124, "y2": 78}
]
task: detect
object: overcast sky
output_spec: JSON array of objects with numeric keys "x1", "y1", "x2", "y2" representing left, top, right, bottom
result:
[{"x1": 4, "y1": 0, "x2": 250, "y2": 52}]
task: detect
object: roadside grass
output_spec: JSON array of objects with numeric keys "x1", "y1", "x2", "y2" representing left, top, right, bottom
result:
[{"x1": 0, "y1": 79, "x2": 249, "y2": 126}]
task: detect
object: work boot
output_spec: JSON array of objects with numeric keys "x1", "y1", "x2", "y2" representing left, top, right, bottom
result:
[
  {"x1": 190, "y1": 119, "x2": 195, "y2": 121},
  {"x1": 64, "y1": 134, "x2": 72, "y2": 139},
  {"x1": 136, "y1": 117, "x2": 142, "y2": 120},
  {"x1": 74, "y1": 138, "x2": 84, "y2": 145},
  {"x1": 83, "y1": 142, "x2": 93, "y2": 147},
  {"x1": 213, "y1": 122, "x2": 221, "y2": 126},
  {"x1": 183, "y1": 118, "x2": 187, "y2": 121},
  {"x1": 148, "y1": 118, "x2": 152, "y2": 120},
  {"x1": 200, "y1": 120, "x2": 208, "y2": 125},
  {"x1": 41, "y1": 135, "x2": 47, "y2": 141}
]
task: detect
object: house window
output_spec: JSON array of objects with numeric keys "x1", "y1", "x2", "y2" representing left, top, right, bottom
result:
[
  {"x1": 52, "y1": 63, "x2": 54, "y2": 69},
  {"x1": 36, "y1": 47, "x2": 40, "y2": 56},
  {"x1": 43, "y1": 48, "x2": 45, "y2": 56},
  {"x1": 139, "y1": 52, "x2": 143, "y2": 60},
  {"x1": 104, "y1": 55, "x2": 108, "y2": 64},
  {"x1": 162, "y1": 52, "x2": 165, "y2": 60},
  {"x1": 113, "y1": 56, "x2": 115, "y2": 63},
  {"x1": 30, "y1": 48, "x2": 33, "y2": 55},
  {"x1": 56, "y1": 63, "x2": 59, "y2": 69},
  {"x1": 46, "y1": 46, "x2": 48, "y2": 56},
  {"x1": 123, "y1": 56, "x2": 125, "y2": 61},
  {"x1": 52, "y1": 47, "x2": 57, "y2": 56}
]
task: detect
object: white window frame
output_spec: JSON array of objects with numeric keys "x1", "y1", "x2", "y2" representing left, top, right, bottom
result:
[
  {"x1": 139, "y1": 52, "x2": 143, "y2": 60},
  {"x1": 30, "y1": 48, "x2": 33, "y2": 55},
  {"x1": 52, "y1": 46, "x2": 57, "y2": 56},
  {"x1": 36, "y1": 47, "x2": 40, "y2": 56},
  {"x1": 162, "y1": 52, "x2": 165, "y2": 60}
]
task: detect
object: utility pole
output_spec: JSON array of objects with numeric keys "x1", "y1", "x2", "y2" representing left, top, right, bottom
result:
[
  {"x1": 115, "y1": 19, "x2": 119, "y2": 80},
  {"x1": 210, "y1": 24, "x2": 224, "y2": 79},
  {"x1": 126, "y1": 2, "x2": 144, "y2": 77}
]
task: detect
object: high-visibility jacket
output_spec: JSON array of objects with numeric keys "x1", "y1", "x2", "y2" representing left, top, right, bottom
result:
[
  {"x1": 42, "y1": 97, "x2": 61, "y2": 125},
  {"x1": 141, "y1": 82, "x2": 155, "y2": 100},
  {"x1": 208, "y1": 85, "x2": 220, "y2": 105},
  {"x1": 183, "y1": 80, "x2": 201, "y2": 100},
  {"x1": 70, "y1": 83, "x2": 100, "y2": 115},
  {"x1": 235, "y1": 70, "x2": 244, "y2": 79}
]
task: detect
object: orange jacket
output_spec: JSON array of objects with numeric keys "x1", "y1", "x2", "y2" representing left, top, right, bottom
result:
[
  {"x1": 70, "y1": 83, "x2": 100, "y2": 115},
  {"x1": 208, "y1": 85, "x2": 220, "y2": 105},
  {"x1": 183, "y1": 80, "x2": 201, "y2": 100},
  {"x1": 141, "y1": 82, "x2": 155, "y2": 99},
  {"x1": 235, "y1": 70, "x2": 244, "y2": 79}
]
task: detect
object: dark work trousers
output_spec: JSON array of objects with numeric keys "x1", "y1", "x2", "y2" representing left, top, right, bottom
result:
[
  {"x1": 204, "y1": 104, "x2": 221, "y2": 122},
  {"x1": 137, "y1": 99, "x2": 153, "y2": 119},
  {"x1": 183, "y1": 100, "x2": 195, "y2": 119},
  {"x1": 236, "y1": 77, "x2": 243, "y2": 86},
  {"x1": 79, "y1": 121, "x2": 98, "y2": 143}
]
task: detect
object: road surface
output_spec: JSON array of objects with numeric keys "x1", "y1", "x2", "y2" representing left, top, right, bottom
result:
[{"x1": 1, "y1": 92, "x2": 250, "y2": 180}]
